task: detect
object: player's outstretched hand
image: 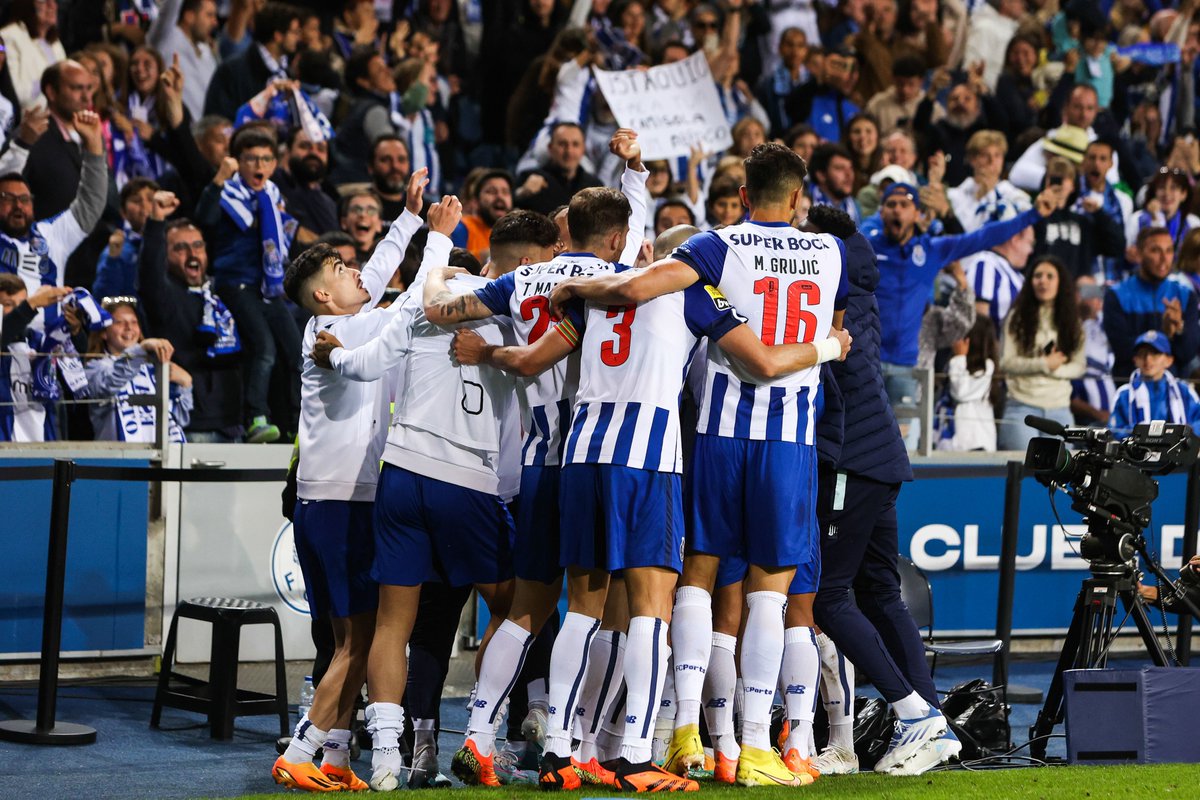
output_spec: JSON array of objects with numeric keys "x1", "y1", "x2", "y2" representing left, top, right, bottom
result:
[
  {"x1": 312, "y1": 330, "x2": 344, "y2": 369},
  {"x1": 406, "y1": 167, "x2": 429, "y2": 215},
  {"x1": 548, "y1": 277, "x2": 579, "y2": 320},
  {"x1": 427, "y1": 195, "x2": 463, "y2": 237},
  {"x1": 609, "y1": 128, "x2": 642, "y2": 169},
  {"x1": 451, "y1": 328, "x2": 489, "y2": 366},
  {"x1": 834, "y1": 327, "x2": 853, "y2": 361}
]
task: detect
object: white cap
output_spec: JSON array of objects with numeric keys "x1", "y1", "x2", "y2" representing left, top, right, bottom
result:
[{"x1": 870, "y1": 164, "x2": 918, "y2": 187}]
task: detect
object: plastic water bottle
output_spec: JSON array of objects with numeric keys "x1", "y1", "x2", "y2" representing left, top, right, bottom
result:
[{"x1": 298, "y1": 675, "x2": 314, "y2": 722}]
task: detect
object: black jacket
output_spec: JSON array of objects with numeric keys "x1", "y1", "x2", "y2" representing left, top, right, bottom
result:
[
  {"x1": 816, "y1": 230, "x2": 913, "y2": 484},
  {"x1": 204, "y1": 44, "x2": 274, "y2": 121},
  {"x1": 137, "y1": 218, "x2": 243, "y2": 434},
  {"x1": 515, "y1": 163, "x2": 602, "y2": 216}
]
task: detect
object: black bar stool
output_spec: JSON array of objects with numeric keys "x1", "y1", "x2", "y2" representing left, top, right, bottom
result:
[{"x1": 151, "y1": 597, "x2": 289, "y2": 740}]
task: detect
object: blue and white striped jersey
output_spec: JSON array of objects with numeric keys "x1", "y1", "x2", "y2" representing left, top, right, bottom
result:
[
  {"x1": 475, "y1": 253, "x2": 618, "y2": 466},
  {"x1": 557, "y1": 276, "x2": 742, "y2": 472},
  {"x1": 671, "y1": 221, "x2": 847, "y2": 444},
  {"x1": 1071, "y1": 317, "x2": 1118, "y2": 418},
  {"x1": 966, "y1": 250, "x2": 1023, "y2": 334}
]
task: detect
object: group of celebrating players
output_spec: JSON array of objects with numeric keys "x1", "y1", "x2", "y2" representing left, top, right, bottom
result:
[{"x1": 269, "y1": 128, "x2": 959, "y2": 794}]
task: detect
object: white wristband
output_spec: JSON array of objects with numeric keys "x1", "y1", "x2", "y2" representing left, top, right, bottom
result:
[{"x1": 815, "y1": 336, "x2": 842, "y2": 364}]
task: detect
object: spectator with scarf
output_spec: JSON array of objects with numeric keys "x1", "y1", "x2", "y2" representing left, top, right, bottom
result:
[
  {"x1": 194, "y1": 125, "x2": 298, "y2": 443},
  {"x1": 1076, "y1": 139, "x2": 1137, "y2": 283},
  {"x1": 1109, "y1": 330, "x2": 1200, "y2": 437},
  {"x1": 0, "y1": 276, "x2": 71, "y2": 441},
  {"x1": 94, "y1": 177, "x2": 157, "y2": 300},
  {"x1": 203, "y1": 2, "x2": 301, "y2": 121},
  {"x1": 331, "y1": 48, "x2": 397, "y2": 185},
  {"x1": 85, "y1": 297, "x2": 193, "y2": 443},
  {"x1": 1134, "y1": 167, "x2": 1200, "y2": 253},
  {"x1": 138, "y1": 190, "x2": 243, "y2": 442}
]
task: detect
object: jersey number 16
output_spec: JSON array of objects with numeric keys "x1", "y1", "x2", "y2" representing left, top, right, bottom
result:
[{"x1": 753, "y1": 277, "x2": 820, "y2": 345}]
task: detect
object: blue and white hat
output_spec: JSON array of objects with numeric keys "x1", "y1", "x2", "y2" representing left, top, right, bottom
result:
[{"x1": 1133, "y1": 330, "x2": 1171, "y2": 355}]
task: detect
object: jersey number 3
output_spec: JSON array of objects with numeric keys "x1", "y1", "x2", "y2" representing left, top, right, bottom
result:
[
  {"x1": 753, "y1": 277, "x2": 820, "y2": 345},
  {"x1": 601, "y1": 306, "x2": 636, "y2": 367}
]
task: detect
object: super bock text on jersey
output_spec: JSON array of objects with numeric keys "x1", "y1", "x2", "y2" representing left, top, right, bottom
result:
[
  {"x1": 671, "y1": 221, "x2": 848, "y2": 444},
  {"x1": 474, "y1": 252, "x2": 617, "y2": 466}
]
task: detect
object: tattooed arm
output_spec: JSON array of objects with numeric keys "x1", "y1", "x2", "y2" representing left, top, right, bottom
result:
[{"x1": 423, "y1": 266, "x2": 497, "y2": 325}]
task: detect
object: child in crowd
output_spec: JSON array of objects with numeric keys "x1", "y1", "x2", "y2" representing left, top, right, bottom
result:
[
  {"x1": 1109, "y1": 330, "x2": 1200, "y2": 437},
  {"x1": 938, "y1": 316, "x2": 999, "y2": 452}
]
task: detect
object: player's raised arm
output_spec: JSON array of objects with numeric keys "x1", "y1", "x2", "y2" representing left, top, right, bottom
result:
[
  {"x1": 548, "y1": 258, "x2": 697, "y2": 317},
  {"x1": 451, "y1": 317, "x2": 576, "y2": 377},
  {"x1": 716, "y1": 324, "x2": 851, "y2": 381}
]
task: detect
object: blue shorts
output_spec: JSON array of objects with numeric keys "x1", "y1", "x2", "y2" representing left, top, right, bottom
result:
[
  {"x1": 788, "y1": 555, "x2": 821, "y2": 595},
  {"x1": 559, "y1": 463, "x2": 684, "y2": 573},
  {"x1": 715, "y1": 556, "x2": 747, "y2": 589},
  {"x1": 292, "y1": 499, "x2": 379, "y2": 620},
  {"x1": 688, "y1": 434, "x2": 819, "y2": 570},
  {"x1": 373, "y1": 464, "x2": 515, "y2": 587},
  {"x1": 514, "y1": 465, "x2": 564, "y2": 584}
]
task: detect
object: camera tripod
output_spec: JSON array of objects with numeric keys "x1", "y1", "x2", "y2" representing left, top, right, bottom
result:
[{"x1": 1027, "y1": 532, "x2": 1193, "y2": 760}]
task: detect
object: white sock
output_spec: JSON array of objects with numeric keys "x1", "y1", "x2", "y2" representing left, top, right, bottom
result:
[
  {"x1": 596, "y1": 686, "x2": 626, "y2": 762},
  {"x1": 817, "y1": 632, "x2": 855, "y2": 751},
  {"x1": 652, "y1": 653, "x2": 676, "y2": 762},
  {"x1": 670, "y1": 586, "x2": 712, "y2": 730},
  {"x1": 618, "y1": 616, "x2": 669, "y2": 763},
  {"x1": 575, "y1": 630, "x2": 625, "y2": 761},
  {"x1": 702, "y1": 632, "x2": 739, "y2": 759},
  {"x1": 322, "y1": 728, "x2": 352, "y2": 768},
  {"x1": 365, "y1": 702, "x2": 405, "y2": 776},
  {"x1": 544, "y1": 611, "x2": 601, "y2": 757},
  {"x1": 739, "y1": 591, "x2": 786, "y2": 751},
  {"x1": 893, "y1": 691, "x2": 931, "y2": 721},
  {"x1": 283, "y1": 714, "x2": 327, "y2": 764},
  {"x1": 467, "y1": 619, "x2": 533, "y2": 756},
  {"x1": 781, "y1": 626, "x2": 820, "y2": 757}
]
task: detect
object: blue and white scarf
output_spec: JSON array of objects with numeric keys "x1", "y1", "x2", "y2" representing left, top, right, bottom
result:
[
  {"x1": 194, "y1": 282, "x2": 241, "y2": 358},
  {"x1": 219, "y1": 174, "x2": 296, "y2": 299},
  {"x1": 30, "y1": 289, "x2": 112, "y2": 401},
  {"x1": 1121, "y1": 368, "x2": 1188, "y2": 428},
  {"x1": 233, "y1": 86, "x2": 334, "y2": 143},
  {"x1": 112, "y1": 358, "x2": 186, "y2": 443}
]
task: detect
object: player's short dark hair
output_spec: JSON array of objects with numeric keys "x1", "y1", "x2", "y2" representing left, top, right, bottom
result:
[
  {"x1": 449, "y1": 247, "x2": 483, "y2": 276},
  {"x1": 119, "y1": 177, "x2": 159, "y2": 207},
  {"x1": 253, "y1": 2, "x2": 301, "y2": 46},
  {"x1": 230, "y1": 126, "x2": 277, "y2": 158},
  {"x1": 806, "y1": 205, "x2": 857, "y2": 240},
  {"x1": 807, "y1": 143, "x2": 852, "y2": 179},
  {"x1": 490, "y1": 209, "x2": 560, "y2": 250},
  {"x1": 744, "y1": 143, "x2": 808, "y2": 206},
  {"x1": 284, "y1": 242, "x2": 339, "y2": 307},
  {"x1": 568, "y1": 187, "x2": 631, "y2": 245},
  {"x1": 1137, "y1": 225, "x2": 1173, "y2": 249}
]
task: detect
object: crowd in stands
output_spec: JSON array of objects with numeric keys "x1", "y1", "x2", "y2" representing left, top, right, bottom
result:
[{"x1": 1, "y1": 0, "x2": 1200, "y2": 446}]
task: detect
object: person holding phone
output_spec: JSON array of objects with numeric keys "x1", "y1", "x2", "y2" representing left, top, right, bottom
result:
[{"x1": 997, "y1": 255, "x2": 1086, "y2": 451}]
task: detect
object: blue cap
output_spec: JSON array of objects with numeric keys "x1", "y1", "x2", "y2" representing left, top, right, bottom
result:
[
  {"x1": 1134, "y1": 330, "x2": 1171, "y2": 355},
  {"x1": 881, "y1": 182, "x2": 917, "y2": 202}
]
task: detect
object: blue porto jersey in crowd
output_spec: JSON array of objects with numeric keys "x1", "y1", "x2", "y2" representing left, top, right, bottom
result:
[
  {"x1": 671, "y1": 221, "x2": 848, "y2": 444},
  {"x1": 555, "y1": 274, "x2": 743, "y2": 472},
  {"x1": 474, "y1": 252, "x2": 617, "y2": 466}
]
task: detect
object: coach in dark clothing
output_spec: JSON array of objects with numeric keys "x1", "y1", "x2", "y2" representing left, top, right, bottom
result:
[
  {"x1": 806, "y1": 205, "x2": 940, "y2": 721},
  {"x1": 203, "y1": 3, "x2": 301, "y2": 121},
  {"x1": 138, "y1": 204, "x2": 243, "y2": 441},
  {"x1": 514, "y1": 122, "x2": 601, "y2": 216}
]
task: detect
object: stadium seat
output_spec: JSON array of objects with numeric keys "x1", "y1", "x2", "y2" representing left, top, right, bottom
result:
[
  {"x1": 151, "y1": 597, "x2": 289, "y2": 740},
  {"x1": 897, "y1": 556, "x2": 1005, "y2": 678}
]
